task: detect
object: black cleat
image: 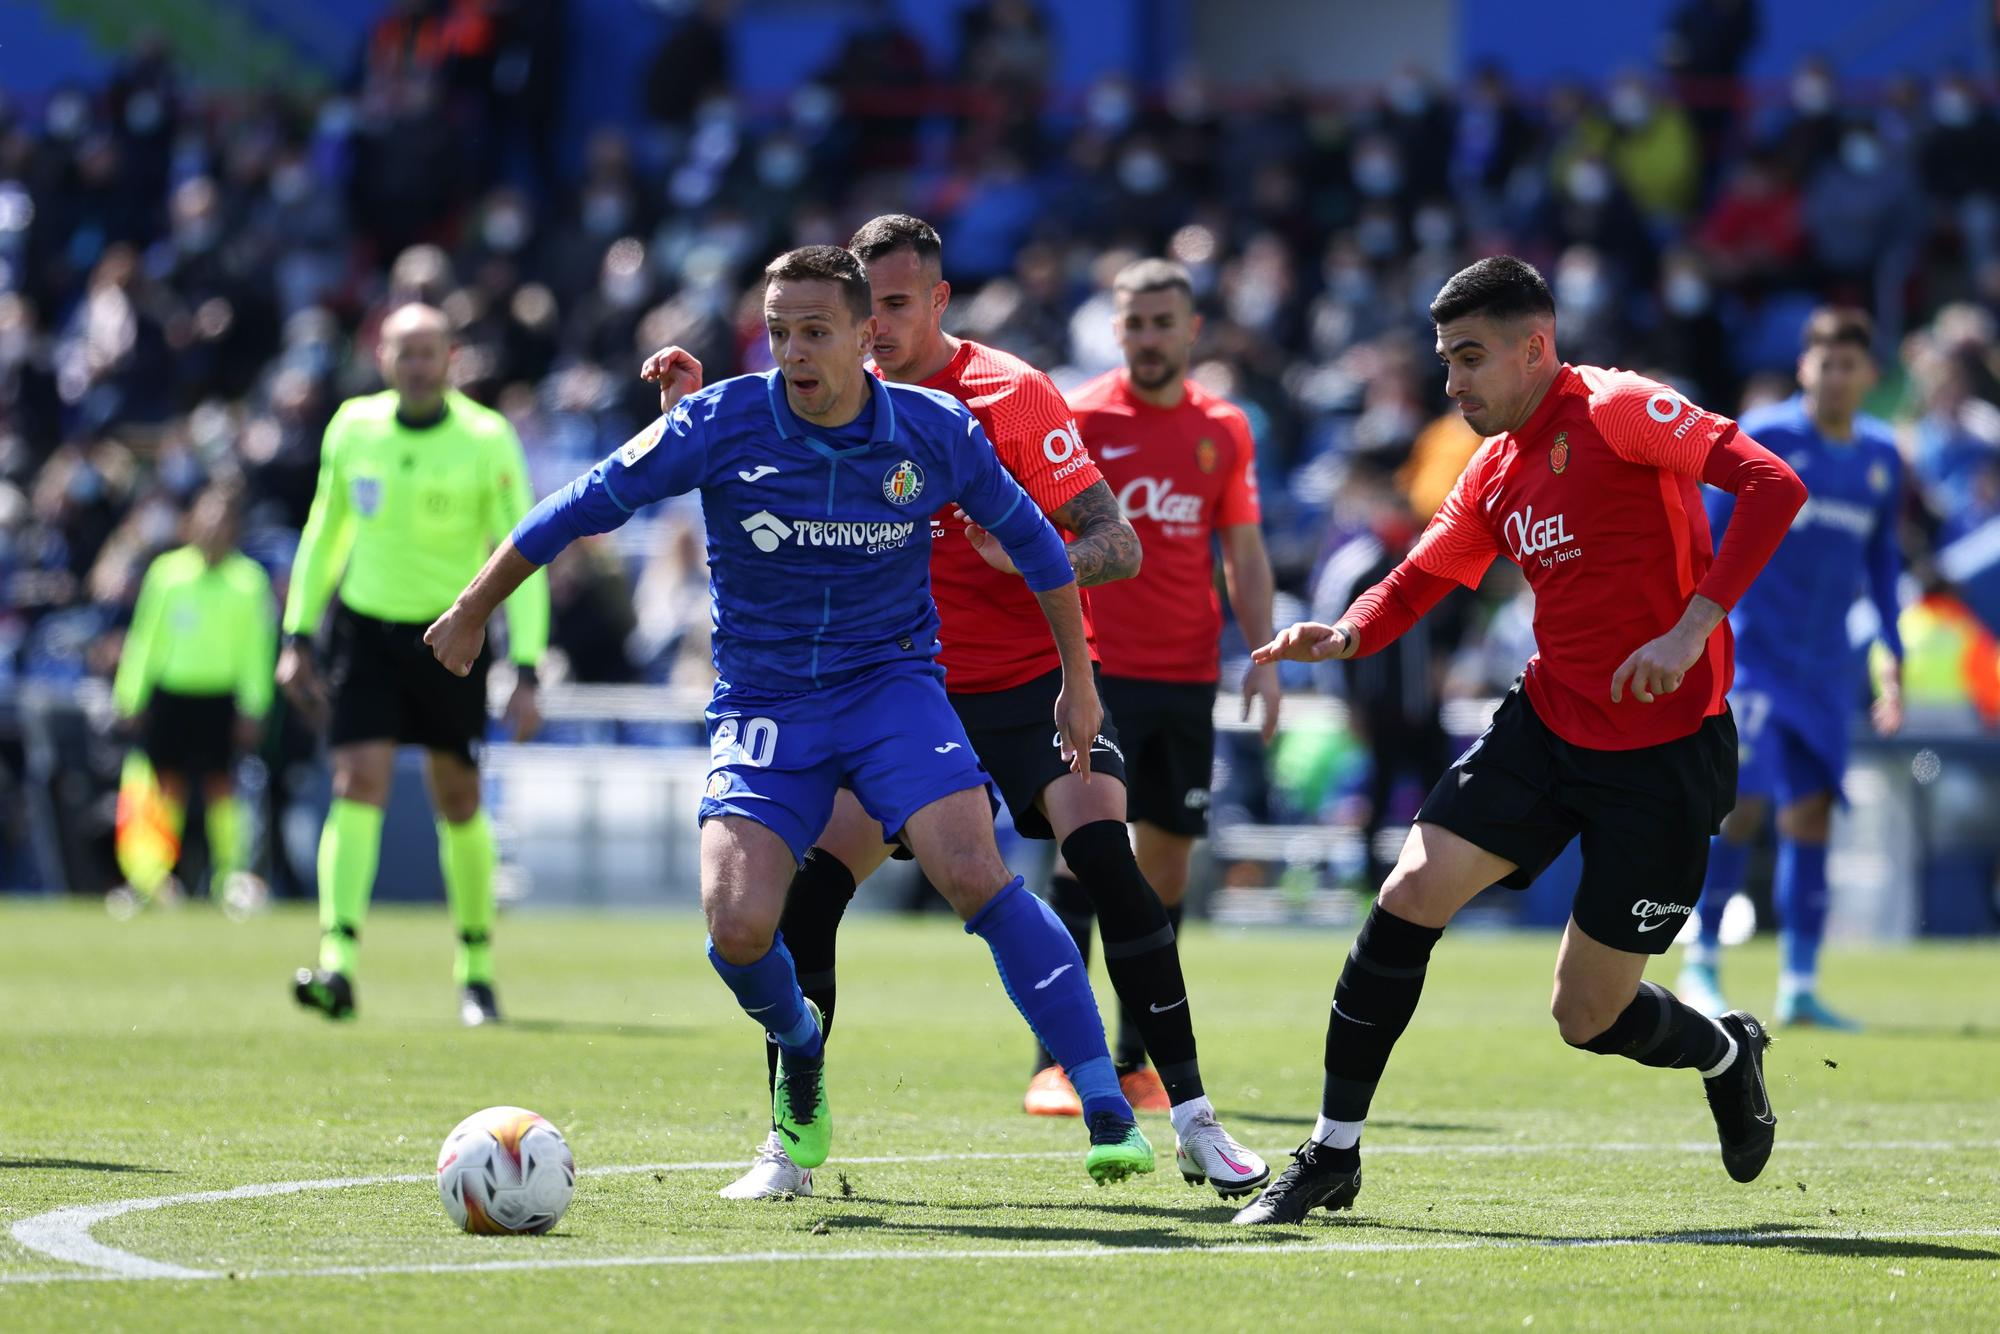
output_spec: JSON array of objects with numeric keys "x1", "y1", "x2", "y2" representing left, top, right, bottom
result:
[
  {"x1": 1230, "y1": 1140, "x2": 1362, "y2": 1224},
  {"x1": 1704, "y1": 1010, "x2": 1777, "y2": 1183},
  {"x1": 459, "y1": 982, "x2": 502, "y2": 1027},
  {"x1": 293, "y1": 967, "x2": 356, "y2": 1021}
]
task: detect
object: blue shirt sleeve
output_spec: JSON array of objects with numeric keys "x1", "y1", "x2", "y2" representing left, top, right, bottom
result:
[
  {"x1": 511, "y1": 398, "x2": 712, "y2": 566},
  {"x1": 1867, "y1": 445, "x2": 1905, "y2": 660},
  {"x1": 950, "y1": 416, "x2": 1074, "y2": 592}
]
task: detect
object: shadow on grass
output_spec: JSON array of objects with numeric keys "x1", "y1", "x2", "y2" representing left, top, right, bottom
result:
[
  {"x1": 1216, "y1": 1110, "x2": 1500, "y2": 1135},
  {"x1": 807, "y1": 1214, "x2": 1317, "y2": 1250},
  {"x1": 503, "y1": 1019, "x2": 689, "y2": 1039},
  {"x1": 0, "y1": 1157, "x2": 172, "y2": 1173},
  {"x1": 1349, "y1": 1217, "x2": 2000, "y2": 1261},
  {"x1": 840, "y1": 1194, "x2": 1234, "y2": 1224},
  {"x1": 1863, "y1": 1023, "x2": 2000, "y2": 1043}
]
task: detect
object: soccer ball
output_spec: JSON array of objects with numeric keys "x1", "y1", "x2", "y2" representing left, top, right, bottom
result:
[{"x1": 436, "y1": 1106, "x2": 576, "y2": 1235}]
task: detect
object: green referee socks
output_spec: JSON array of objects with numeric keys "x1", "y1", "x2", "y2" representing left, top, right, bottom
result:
[
  {"x1": 439, "y1": 812, "x2": 497, "y2": 986},
  {"x1": 317, "y1": 799, "x2": 384, "y2": 977},
  {"x1": 205, "y1": 793, "x2": 246, "y2": 896}
]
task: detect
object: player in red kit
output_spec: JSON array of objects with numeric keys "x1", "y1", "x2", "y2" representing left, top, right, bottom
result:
[
  {"x1": 1233, "y1": 257, "x2": 1806, "y2": 1225},
  {"x1": 719, "y1": 216, "x2": 1267, "y2": 1202},
  {"x1": 1048, "y1": 258, "x2": 1280, "y2": 1105}
]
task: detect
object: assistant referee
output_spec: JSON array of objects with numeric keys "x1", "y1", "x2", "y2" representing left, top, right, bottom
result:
[{"x1": 279, "y1": 303, "x2": 548, "y2": 1026}]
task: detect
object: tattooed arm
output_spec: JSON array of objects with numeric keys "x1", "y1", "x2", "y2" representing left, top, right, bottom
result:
[{"x1": 960, "y1": 480, "x2": 1141, "y2": 587}]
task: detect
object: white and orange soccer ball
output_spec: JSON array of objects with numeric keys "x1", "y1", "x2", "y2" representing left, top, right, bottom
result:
[{"x1": 436, "y1": 1106, "x2": 576, "y2": 1235}]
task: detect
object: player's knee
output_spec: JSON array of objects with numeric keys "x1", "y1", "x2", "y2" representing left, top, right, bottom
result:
[
  {"x1": 1377, "y1": 863, "x2": 1457, "y2": 930},
  {"x1": 331, "y1": 767, "x2": 389, "y2": 806},
  {"x1": 1776, "y1": 798, "x2": 1831, "y2": 844},
  {"x1": 705, "y1": 904, "x2": 775, "y2": 965},
  {"x1": 928, "y1": 850, "x2": 1011, "y2": 919},
  {"x1": 1551, "y1": 988, "x2": 1623, "y2": 1048}
]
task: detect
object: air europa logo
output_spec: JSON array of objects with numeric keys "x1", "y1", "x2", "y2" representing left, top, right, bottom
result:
[{"x1": 1503, "y1": 504, "x2": 1574, "y2": 560}]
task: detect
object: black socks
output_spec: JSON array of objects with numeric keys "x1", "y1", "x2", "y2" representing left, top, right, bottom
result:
[{"x1": 1322, "y1": 903, "x2": 1444, "y2": 1121}]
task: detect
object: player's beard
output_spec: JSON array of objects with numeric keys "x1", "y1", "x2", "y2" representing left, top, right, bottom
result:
[{"x1": 1129, "y1": 354, "x2": 1182, "y2": 391}]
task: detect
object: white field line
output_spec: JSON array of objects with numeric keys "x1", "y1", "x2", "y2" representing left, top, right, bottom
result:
[{"x1": 7, "y1": 1142, "x2": 1998, "y2": 1285}]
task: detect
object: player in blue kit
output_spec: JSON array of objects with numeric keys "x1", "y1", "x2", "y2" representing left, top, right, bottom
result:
[
  {"x1": 1680, "y1": 308, "x2": 1905, "y2": 1030},
  {"x1": 424, "y1": 246, "x2": 1153, "y2": 1184}
]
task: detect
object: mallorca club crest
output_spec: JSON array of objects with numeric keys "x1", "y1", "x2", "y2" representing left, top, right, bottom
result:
[
  {"x1": 882, "y1": 459, "x2": 925, "y2": 505},
  {"x1": 1549, "y1": 431, "x2": 1570, "y2": 475},
  {"x1": 1195, "y1": 437, "x2": 1218, "y2": 474}
]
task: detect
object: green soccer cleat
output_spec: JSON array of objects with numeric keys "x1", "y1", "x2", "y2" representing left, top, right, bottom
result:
[
  {"x1": 1084, "y1": 1112, "x2": 1156, "y2": 1185},
  {"x1": 772, "y1": 999, "x2": 830, "y2": 1169},
  {"x1": 292, "y1": 967, "x2": 355, "y2": 1021}
]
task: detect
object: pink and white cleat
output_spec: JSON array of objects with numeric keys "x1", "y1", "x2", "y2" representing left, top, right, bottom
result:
[{"x1": 1175, "y1": 1110, "x2": 1271, "y2": 1199}]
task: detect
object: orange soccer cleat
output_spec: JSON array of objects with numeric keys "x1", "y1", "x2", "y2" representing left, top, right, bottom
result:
[
  {"x1": 1119, "y1": 1067, "x2": 1172, "y2": 1114},
  {"x1": 1023, "y1": 1065, "x2": 1083, "y2": 1117}
]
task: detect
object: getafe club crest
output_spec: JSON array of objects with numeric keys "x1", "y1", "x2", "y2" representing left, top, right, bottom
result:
[
  {"x1": 882, "y1": 459, "x2": 925, "y2": 505},
  {"x1": 1195, "y1": 437, "x2": 1218, "y2": 474},
  {"x1": 1550, "y1": 432, "x2": 1569, "y2": 475},
  {"x1": 350, "y1": 476, "x2": 382, "y2": 516}
]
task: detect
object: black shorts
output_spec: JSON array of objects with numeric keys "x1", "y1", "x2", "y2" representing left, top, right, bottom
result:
[
  {"x1": 142, "y1": 689, "x2": 236, "y2": 779},
  {"x1": 948, "y1": 666, "x2": 1128, "y2": 841},
  {"x1": 1099, "y1": 675, "x2": 1215, "y2": 837},
  {"x1": 1414, "y1": 683, "x2": 1738, "y2": 955},
  {"x1": 326, "y1": 602, "x2": 490, "y2": 765}
]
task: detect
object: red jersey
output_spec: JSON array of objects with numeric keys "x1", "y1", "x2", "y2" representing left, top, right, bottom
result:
[
  {"x1": 913, "y1": 340, "x2": 1102, "y2": 693},
  {"x1": 1069, "y1": 371, "x2": 1261, "y2": 683},
  {"x1": 1411, "y1": 364, "x2": 1750, "y2": 750}
]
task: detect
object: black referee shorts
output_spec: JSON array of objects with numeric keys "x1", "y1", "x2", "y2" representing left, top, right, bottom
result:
[
  {"x1": 947, "y1": 666, "x2": 1128, "y2": 841},
  {"x1": 1414, "y1": 682, "x2": 1737, "y2": 955},
  {"x1": 325, "y1": 602, "x2": 491, "y2": 765},
  {"x1": 1099, "y1": 675, "x2": 1215, "y2": 838},
  {"x1": 141, "y1": 688, "x2": 237, "y2": 780}
]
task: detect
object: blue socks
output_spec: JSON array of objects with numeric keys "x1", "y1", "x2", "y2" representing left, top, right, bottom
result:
[
  {"x1": 966, "y1": 876, "x2": 1131, "y2": 1120},
  {"x1": 1690, "y1": 835, "x2": 1747, "y2": 960},
  {"x1": 1776, "y1": 839, "x2": 1830, "y2": 993},
  {"x1": 708, "y1": 932, "x2": 823, "y2": 1062}
]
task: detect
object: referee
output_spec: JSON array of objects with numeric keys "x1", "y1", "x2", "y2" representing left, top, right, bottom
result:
[
  {"x1": 112, "y1": 480, "x2": 274, "y2": 906},
  {"x1": 279, "y1": 303, "x2": 548, "y2": 1026}
]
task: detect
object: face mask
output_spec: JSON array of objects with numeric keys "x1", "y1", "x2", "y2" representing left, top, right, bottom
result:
[
  {"x1": 46, "y1": 93, "x2": 87, "y2": 141},
  {"x1": 483, "y1": 207, "x2": 528, "y2": 252},
  {"x1": 1353, "y1": 152, "x2": 1402, "y2": 198},
  {"x1": 756, "y1": 141, "x2": 807, "y2": 190},
  {"x1": 124, "y1": 91, "x2": 164, "y2": 136},
  {"x1": 1413, "y1": 205, "x2": 1455, "y2": 249},
  {"x1": 582, "y1": 191, "x2": 629, "y2": 236},
  {"x1": 1087, "y1": 82, "x2": 1135, "y2": 134},
  {"x1": 1664, "y1": 272, "x2": 1710, "y2": 317},
  {"x1": 1933, "y1": 89, "x2": 1975, "y2": 127},
  {"x1": 1792, "y1": 74, "x2": 1834, "y2": 116},
  {"x1": 1565, "y1": 161, "x2": 1611, "y2": 205},
  {"x1": 1116, "y1": 148, "x2": 1168, "y2": 195},
  {"x1": 1609, "y1": 86, "x2": 1650, "y2": 129},
  {"x1": 270, "y1": 163, "x2": 311, "y2": 205},
  {"x1": 1841, "y1": 134, "x2": 1882, "y2": 175},
  {"x1": 1357, "y1": 214, "x2": 1400, "y2": 259}
]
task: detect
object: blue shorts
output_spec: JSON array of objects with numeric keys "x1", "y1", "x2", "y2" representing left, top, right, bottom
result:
[
  {"x1": 698, "y1": 661, "x2": 991, "y2": 863},
  {"x1": 1731, "y1": 686, "x2": 1843, "y2": 807}
]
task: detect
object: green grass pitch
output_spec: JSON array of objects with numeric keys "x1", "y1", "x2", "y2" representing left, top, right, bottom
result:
[{"x1": 2, "y1": 900, "x2": 1995, "y2": 1330}]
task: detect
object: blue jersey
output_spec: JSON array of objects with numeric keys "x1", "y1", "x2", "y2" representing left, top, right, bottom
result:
[
  {"x1": 513, "y1": 371, "x2": 1074, "y2": 693},
  {"x1": 1712, "y1": 396, "x2": 1903, "y2": 721}
]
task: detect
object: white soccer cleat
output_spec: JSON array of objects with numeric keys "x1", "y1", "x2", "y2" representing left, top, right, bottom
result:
[
  {"x1": 719, "y1": 1129, "x2": 814, "y2": 1200},
  {"x1": 1175, "y1": 1111, "x2": 1271, "y2": 1199}
]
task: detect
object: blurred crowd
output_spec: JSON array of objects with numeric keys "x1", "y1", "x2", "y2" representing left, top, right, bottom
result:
[{"x1": 3, "y1": 0, "x2": 2000, "y2": 754}]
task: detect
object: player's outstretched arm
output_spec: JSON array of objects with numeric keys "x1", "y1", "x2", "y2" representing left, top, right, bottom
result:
[
  {"x1": 1255, "y1": 560, "x2": 1456, "y2": 665},
  {"x1": 1253, "y1": 620, "x2": 1355, "y2": 664},
  {"x1": 427, "y1": 542, "x2": 539, "y2": 677},
  {"x1": 1048, "y1": 481, "x2": 1141, "y2": 586}
]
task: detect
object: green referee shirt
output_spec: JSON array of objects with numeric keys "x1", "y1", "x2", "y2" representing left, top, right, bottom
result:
[
  {"x1": 113, "y1": 546, "x2": 277, "y2": 719},
  {"x1": 281, "y1": 390, "x2": 549, "y2": 663}
]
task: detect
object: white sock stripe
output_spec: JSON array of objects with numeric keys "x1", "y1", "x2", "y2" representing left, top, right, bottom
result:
[{"x1": 1698, "y1": 1024, "x2": 1739, "y2": 1080}]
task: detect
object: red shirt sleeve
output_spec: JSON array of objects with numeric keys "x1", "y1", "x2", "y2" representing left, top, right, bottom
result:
[
  {"x1": 1694, "y1": 429, "x2": 1807, "y2": 610},
  {"x1": 1406, "y1": 443, "x2": 1500, "y2": 587},
  {"x1": 982, "y1": 368, "x2": 1102, "y2": 518},
  {"x1": 1585, "y1": 369, "x2": 1740, "y2": 475},
  {"x1": 1213, "y1": 405, "x2": 1261, "y2": 528},
  {"x1": 1343, "y1": 561, "x2": 1456, "y2": 656}
]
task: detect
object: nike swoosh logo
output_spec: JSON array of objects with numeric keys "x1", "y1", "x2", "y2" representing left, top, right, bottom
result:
[
  {"x1": 1635, "y1": 917, "x2": 1675, "y2": 933},
  {"x1": 1149, "y1": 997, "x2": 1187, "y2": 1013},
  {"x1": 1216, "y1": 1148, "x2": 1257, "y2": 1175},
  {"x1": 971, "y1": 385, "x2": 1018, "y2": 408},
  {"x1": 934, "y1": 742, "x2": 962, "y2": 754},
  {"x1": 1099, "y1": 445, "x2": 1141, "y2": 459},
  {"x1": 1033, "y1": 963, "x2": 1074, "y2": 990},
  {"x1": 738, "y1": 465, "x2": 779, "y2": 482},
  {"x1": 746, "y1": 1004, "x2": 776, "y2": 1014},
  {"x1": 1331, "y1": 1001, "x2": 1376, "y2": 1027}
]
